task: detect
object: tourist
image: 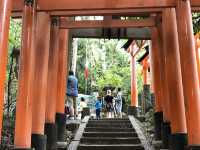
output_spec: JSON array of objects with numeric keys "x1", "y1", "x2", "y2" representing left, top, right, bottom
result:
[
  {"x1": 66, "y1": 70, "x2": 78, "y2": 119},
  {"x1": 95, "y1": 96, "x2": 102, "y2": 119},
  {"x1": 80, "y1": 97, "x2": 87, "y2": 119},
  {"x1": 114, "y1": 88, "x2": 123, "y2": 118},
  {"x1": 104, "y1": 90, "x2": 114, "y2": 118}
]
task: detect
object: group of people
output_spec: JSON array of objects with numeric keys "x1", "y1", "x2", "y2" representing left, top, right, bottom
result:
[
  {"x1": 94, "y1": 88, "x2": 124, "y2": 119},
  {"x1": 104, "y1": 88, "x2": 123, "y2": 118},
  {"x1": 65, "y1": 70, "x2": 124, "y2": 120}
]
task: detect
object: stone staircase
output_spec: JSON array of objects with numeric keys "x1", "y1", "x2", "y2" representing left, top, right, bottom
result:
[{"x1": 77, "y1": 118, "x2": 145, "y2": 150}]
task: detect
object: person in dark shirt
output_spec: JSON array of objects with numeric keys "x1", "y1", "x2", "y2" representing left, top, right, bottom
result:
[{"x1": 104, "y1": 90, "x2": 114, "y2": 118}]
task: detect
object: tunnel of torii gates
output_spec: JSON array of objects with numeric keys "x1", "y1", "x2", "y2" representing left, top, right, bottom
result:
[{"x1": 0, "y1": 0, "x2": 200, "y2": 150}]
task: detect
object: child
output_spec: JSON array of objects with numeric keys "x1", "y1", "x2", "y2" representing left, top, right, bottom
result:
[
  {"x1": 80, "y1": 97, "x2": 87, "y2": 119},
  {"x1": 95, "y1": 97, "x2": 102, "y2": 119}
]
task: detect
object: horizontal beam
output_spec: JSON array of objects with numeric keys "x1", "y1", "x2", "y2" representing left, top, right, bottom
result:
[
  {"x1": 59, "y1": 18, "x2": 155, "y2": 29},
  {"x1": 12, "y1": 0, "x2": 200, "y2": 12},
  {"x1": 70, "y1": 28, "x2": 151, "y2": 39},
  {"x1": 13, "y1": 0, "x2": 176, "y2": 12},
  {"x1": 49, "y1": 8, "x2": 162, "y2": 17}
]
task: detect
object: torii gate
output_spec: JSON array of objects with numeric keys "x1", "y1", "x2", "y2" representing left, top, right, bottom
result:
[{"x1": 0, "y1": 0, "x2": 200, "y2": 150}]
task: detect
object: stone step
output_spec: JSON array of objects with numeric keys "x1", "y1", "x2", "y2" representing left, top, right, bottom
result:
[
  {"x1": 80, "y1": 137, "x2": 141, "y2": 144},
  {"x1": 90, "y1": 118, "x2": 129, "y2": 121},
  {"x1": 84, "y1": 127, "x2": 135, "y2": 132},
  {"x1": 88, "y1": 120, "x2": 130, "y2": 124},
  {"x1": 82, "y1": 132, "x2": 138, "y2": 137},
  {"x1": 86, "y1": 123, "x2": 133, "y2": 128},
  {"x1": 77, "y1": 144, "x2": 144, "y2": 150}
]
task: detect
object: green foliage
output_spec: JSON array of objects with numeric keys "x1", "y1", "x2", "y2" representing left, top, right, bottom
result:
[{"x1": 193, "y1": 13, "x2": 200, "y2": 34}]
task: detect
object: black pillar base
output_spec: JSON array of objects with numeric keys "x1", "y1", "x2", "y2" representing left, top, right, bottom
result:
[
  {"x1": 187, "y1": 145, "x2": 200, "y2": 150},
  {"x1": 56, "y1": 113, "x2": 66, "y2": 142},
  {"x1": 128, "y1": 106, "x2": 138, "y2": 116},
  {"x1": 154, "y1": 112, "x2": 163, "y2": 140},
  {"x1": 44, "y1": 123, "x2": 57, "y2": 150},
  {"x1": 161, "y1": 122, "x2": 171, "y2": 149},
  {"x1": 31, "y1": 134, "x2": 47, "y2": 150},
  {"x1": 169, "y1": 133, "x2": 188, "y2": 150}
]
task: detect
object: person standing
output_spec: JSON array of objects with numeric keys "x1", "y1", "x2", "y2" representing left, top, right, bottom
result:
[
  {"x1": 95, "y1": 96, "x2": 102, "y2": 119},
  {"x1": 66, "y1": 70, "x2": 78, "y2": 119},
  {"x1": 104, "y1": 90, "x2": 114, "y2": 118},
  {"x1": 80, "y1": 97, "x2": 87, "y2": 119},
  {"x1": 114, "y1": 88, "x2": 123, "y2": 118}
]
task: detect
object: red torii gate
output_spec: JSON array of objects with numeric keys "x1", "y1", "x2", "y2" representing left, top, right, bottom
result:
[{"x1": 0, "y1": 0, "x2": 200, "y2": 150}]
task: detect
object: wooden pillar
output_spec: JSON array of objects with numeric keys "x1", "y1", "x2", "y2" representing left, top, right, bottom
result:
[
  {"x1": 55, "y1": 28, "x2": 69, "y2": 142},
  {"x1": 130, "y1": 44, "x2": 138, "y2": 107},
  {"x1": 150, "y1": 27, "x2": 163, "y2": 140},
  {"x1": 128, "y1": 44, "x2": 138, "y2": 116},
  {"x1": 31, "y1": 12, "x2": 51, "y2": 150},
  {"x1": 176, "y1": 0, "x2": 200, "y2": 148},
  {"x1": 157, "y1": 15, "x2": 172, "y2": 148},
  {"x1": 195, "y1": 35, "x2": 200, "y2": 87},
  {"x1": 141, "y1": 58, "x2": 151, "y2": 115},
  {"x1": 44, "y1": 17, "x2": 59, "y2": 150},
  {"x1": 159, "y1": 30, "x2": 171, "y2": 123},
  {"x1": 142, "y1": 59, "x2": 149, "y2": 85},
  {"x1": 14, "y1": 0, "x2": 36, "y2": 149},
  {"x1": 163, "y1": 8, "x2": 187, "y2": 149},
  {"x1": 0, "y1": 0, "x2": 12, "y2": 141}
]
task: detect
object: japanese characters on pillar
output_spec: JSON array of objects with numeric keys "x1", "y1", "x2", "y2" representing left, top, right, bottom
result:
[
  {"x1": 176, "y1": 0, "x2": 200, "y2": 147},
  {"x1": 0, "y1": 0, "x2": 13, "y2": 142},
  {"x1": 14, "y1": 0, "x2": 36, "y2": 148}
]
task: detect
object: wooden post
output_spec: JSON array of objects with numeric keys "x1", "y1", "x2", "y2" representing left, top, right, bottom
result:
[
  {"x1": 0, "y1": 0, "x2": 12, "y2": 142},
  {"x1": 163, "y1": 8, "x2": 187, "y2": 150},
  {"x1": 128, "y1": 44, "x2": 138, "y2": 116},
  {"x1": 56, "y1": 27, "x2": 69, "y2": 142},
  {"x1": 150, "y1": 27, "x2": 163, "y2": 140},
  {"x1": 142, "y1": 59, "x2": 149, "y2": 85},
  {"x1": 195, "y1": 34, "x2": 200, "y2": 87},
  {"x1": 157, "y1": 15, "x2": 172, "y2": 148},
  {"x1": 44, "y1": 17, "x2": 60, "y2": 150},
  {"x1": 176, "y1": 0, "x2": 200, "y2": 148},
  {"x1": 14, "y1": 0, "x2": 36, "y2": 149},
  {"x1": 31, "y1": 12, "x2": 51, "y2": 150}
]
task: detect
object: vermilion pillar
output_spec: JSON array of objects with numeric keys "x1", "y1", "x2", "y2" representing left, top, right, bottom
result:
[
  {"x1": 163, "y1": 8, "x2": 187, "y2": 150},
  {"x1": 141, "y1": 58, "x2": 151, "y2": 115},
  {"x1": 31, "y1": 12, "x2": 51, "y2": 150},
  {"x1": 56, "y1": 28, "x2": 69, "y2": 142},
  {"x1": 157, "y1": 19, "x2": 172, "y2": 148},
  {"x1": 195, "y1": 35, "x2": 200, "y2": 87},
  {"x1": 45, "y1": 17, "x2": 60, "y2": 150},
  {"x1": 0, "y1": 0, "x2": 12, "y2": 141},
  {"x1": 158, "y1": 36, "x2": 171, "y2": 123},
  {"x1": 130, "y1": 54, "x2": 138, "y2": 106},
  {"x1": 142, "y1": 58, "x2": 149, "y2": 85},
  {"x1": 176, "y1": 0, "x2": 200, "y2": 148},
  {"x1": 128, "y1": 44, "x2": 138, "y2": 116},
  {"x1": 150, "y1": 27, "x2": 163, "y2": 140},
  {"x1": 14, "y1": 0, "x2": 36, "y2": 149},
  {"x1": 130, "y1": 45, "x2": 138, "y2": 107}
]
